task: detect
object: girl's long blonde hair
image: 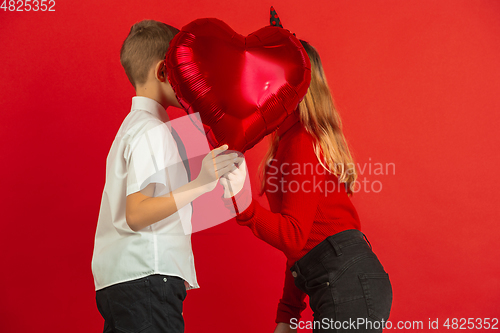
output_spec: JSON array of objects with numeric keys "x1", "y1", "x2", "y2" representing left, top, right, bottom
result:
[{"x1": 259, "y1": 40, "x2": 357, "y2": 195}]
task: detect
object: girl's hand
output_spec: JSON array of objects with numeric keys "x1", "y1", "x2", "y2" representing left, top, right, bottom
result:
[
  {"x1": 195, "y1": 145, "x2": 238, "y2": 193},
  {"x1": 274, "y1": 322, "x2": 297, "y2": 333},
  {"x1": 219, "y1": 156, "x2": 246, "y2": 198}
]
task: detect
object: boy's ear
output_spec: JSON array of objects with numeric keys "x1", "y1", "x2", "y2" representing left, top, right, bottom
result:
[{"x1": 155, "y1": 60, "x2": 167, "y2": 82}]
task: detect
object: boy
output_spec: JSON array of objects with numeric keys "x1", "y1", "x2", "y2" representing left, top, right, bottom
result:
[{"x1": 91, "y1": 20, "x2": 239, "y2": 333}]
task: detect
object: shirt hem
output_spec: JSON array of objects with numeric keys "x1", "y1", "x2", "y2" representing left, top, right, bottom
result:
[{"x1": 94, "y1": 271, "x2": 200, "y2": 291}]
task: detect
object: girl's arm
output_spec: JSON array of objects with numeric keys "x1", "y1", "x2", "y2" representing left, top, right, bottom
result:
[
  {"x1": 224, "y1": 132, "x2": 326, "y2": 255},
  {"x1": 274, "y1": 322, "x2": 297, "y2": 333},
  {"x1": 222, "y1": 131, "x2": 326, "y2": 322},
  {"x1": 275, "y1": 262, "x2": 307, "y2": 325}
]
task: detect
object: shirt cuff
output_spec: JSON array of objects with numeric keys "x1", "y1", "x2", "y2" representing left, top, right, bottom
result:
[{"x1": 275, "y1": 301, "x2": 304, "y2": 324}]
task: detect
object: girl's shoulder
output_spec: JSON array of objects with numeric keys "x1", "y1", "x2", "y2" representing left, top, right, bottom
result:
[
  {"x1": 282, "y1": 122, "x2": 315, "y2": 147},
  {"x1": 278, "y1": 123, "x2": 317, "y2": 162}
]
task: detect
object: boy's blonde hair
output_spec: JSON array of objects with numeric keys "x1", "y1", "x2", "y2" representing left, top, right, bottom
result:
[{"x1": 120, "y1": 20, "x2": 179, "y2": 89}]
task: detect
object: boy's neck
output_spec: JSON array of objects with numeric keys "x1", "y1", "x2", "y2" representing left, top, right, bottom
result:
[
  {"x1": 135, "y1": 87, "x2": 168, "y2": 110},
  {"x1": 135, "y1": 80, "x2": 181, "y2": 110}
]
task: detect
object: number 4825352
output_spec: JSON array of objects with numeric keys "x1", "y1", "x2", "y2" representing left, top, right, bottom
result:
[{"x1": 1, "y1": 0, "x2": 56, "y2": 11}]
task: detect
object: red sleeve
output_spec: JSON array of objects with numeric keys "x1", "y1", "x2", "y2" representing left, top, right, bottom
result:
[
  {"x1": 275, "y1": 260, "x2": 307, "y2": 323},
  {"x1": 233, "y1": 133, "x2": 325, "y2": 256},
  {"x1": 221, "y1": 184, "x2": 252, "y2": 216},
  {"x1": 221, "y1": 132, "x2": 322, "y2": 321}
]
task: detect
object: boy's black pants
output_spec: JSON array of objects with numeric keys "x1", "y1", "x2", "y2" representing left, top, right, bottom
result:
[{"x1": 96, "y1": 274, "x2": 186, "y2": 333}]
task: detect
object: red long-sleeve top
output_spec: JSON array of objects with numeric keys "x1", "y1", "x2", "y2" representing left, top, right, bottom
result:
[{"x1": 225, "y1": 114, "x2": 361, "y2": 323}]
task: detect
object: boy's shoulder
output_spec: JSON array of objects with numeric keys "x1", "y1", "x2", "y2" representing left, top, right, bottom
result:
[
  {"x1": 118, "y1": 105, "x2": 172, "y2": 145},
  {"x1": 106, "y1": 99, "x2": 176, "y2": 167},
  {"x1": 122, "y1": 112, "x2": 174, "y2": 158},
  {"x1": 122, "y1": 108, "x2": 166, "y2": 134}
]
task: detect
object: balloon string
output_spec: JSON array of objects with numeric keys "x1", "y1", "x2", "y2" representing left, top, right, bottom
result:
[
  {"x1": 187, "y1": 112, "x2": 239, "y2": 213},
  {"x1": 223, "y1": 174, "x2": 240, "y2": 215},
  {"x1": 188, "y1": 112, "x2": 206, "y2": 137}
]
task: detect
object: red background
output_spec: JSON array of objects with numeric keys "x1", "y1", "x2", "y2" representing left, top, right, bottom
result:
[{"x1": 1, "y1": 0, "x2": 499, "y2": 332}]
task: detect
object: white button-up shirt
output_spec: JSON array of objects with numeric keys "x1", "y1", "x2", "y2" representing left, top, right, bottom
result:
[{"x1": 91, "y1": 96, "x2": 198, "y2": 291}]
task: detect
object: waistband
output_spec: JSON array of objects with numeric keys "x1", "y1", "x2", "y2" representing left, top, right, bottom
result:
[{"x1": 292, "y1": 229, "x2": 371, "y2": 275}]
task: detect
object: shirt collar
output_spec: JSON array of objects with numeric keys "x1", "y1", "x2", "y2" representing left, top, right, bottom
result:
[{"x1": 131, "y1": 96, "x2": 172, "y2": 131}]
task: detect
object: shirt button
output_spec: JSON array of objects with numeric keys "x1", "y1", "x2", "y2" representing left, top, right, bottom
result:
[
  {"x1": 163, "y1": 278, "x2": 167, "y2": 282},
  {"x1": 291, "y1": 271, "x2": 298, "y2": 278}
]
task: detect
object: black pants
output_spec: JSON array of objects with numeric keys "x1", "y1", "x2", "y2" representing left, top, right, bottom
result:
[
  {"x1": 291, "y1": 229, "x2": 392, "y2": 332},
  {"x1": 96, "y1": 274, "x2": 187, "y2": 333}
]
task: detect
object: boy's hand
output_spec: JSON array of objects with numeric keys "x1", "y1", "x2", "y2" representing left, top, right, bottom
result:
[
  {"x1": 194, "y1": 145, "x2": 239, "y2": 193},
  {"x1": 219, "y1": 157, "x2": 246, "y2": 198}
]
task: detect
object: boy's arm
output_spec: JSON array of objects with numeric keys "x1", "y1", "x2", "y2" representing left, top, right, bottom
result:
[
  {"x1": 126, "y1": 146, "x2": 239, "y2": 232},
  {"x1": 126, "y1": 178, "x2": 205, "y2": 231}
]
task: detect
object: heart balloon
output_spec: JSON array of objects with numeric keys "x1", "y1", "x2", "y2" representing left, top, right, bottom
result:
[{"x1": 166, "y1": 18, "x2": 311, "y2": 153}]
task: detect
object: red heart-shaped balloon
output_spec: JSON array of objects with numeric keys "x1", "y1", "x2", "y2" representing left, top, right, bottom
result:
[{"x1": 166, "y1": 18, "x2": 311, "y2": 153}]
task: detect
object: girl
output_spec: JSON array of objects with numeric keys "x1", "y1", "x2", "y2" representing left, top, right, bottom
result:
[{"x1": 222, "y1": 40, "x2": 392, "y2": 333}]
